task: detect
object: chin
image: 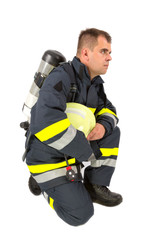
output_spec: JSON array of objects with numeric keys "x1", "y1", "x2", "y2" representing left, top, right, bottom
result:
[{"x1": 101, "y1": 70, "x2": 107, "y2": 75}]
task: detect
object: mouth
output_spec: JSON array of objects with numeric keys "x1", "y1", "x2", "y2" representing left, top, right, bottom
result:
[{"x1": 104, "y1": 65, "x2": 109, "y2": 68}]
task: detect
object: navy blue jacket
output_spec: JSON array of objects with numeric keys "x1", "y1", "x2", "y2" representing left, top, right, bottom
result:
[{"x1": 26, "y1": 57, "x2": 118, "y2": 165}]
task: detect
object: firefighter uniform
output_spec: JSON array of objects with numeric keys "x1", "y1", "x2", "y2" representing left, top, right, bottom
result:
[{"x1": 26, "y1": 56, "x2": 120, "y2": 226}]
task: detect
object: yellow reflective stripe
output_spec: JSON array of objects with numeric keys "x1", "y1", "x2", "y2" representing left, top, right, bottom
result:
[
  {"x1": 27, "y1": 158, "x2": 76, "y2": 174},
  {"x1": 35, "y1": 118, "x2": 71, "y2": 142},
  {"x1": 100, "y1": 148, "x2": 119, "y2": 157},
  {"x1": 96, "y1": 108, "x2": 118, "y2": 118},
  {"x1": 49, "y1": 197, "x2": 54, "y2": 209},
  {"x1": 88, "y1": 108, "x2": 96, "y2": 114}
]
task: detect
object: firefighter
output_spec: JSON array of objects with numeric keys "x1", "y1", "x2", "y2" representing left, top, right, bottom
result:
[{"x1": 26, "y1": 28, "x2": 122, "y2": 226}]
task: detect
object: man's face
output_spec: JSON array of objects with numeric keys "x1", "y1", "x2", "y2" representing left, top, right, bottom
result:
[{"x1": 87, "y1": 35, "x2": 112, "y2": 79}]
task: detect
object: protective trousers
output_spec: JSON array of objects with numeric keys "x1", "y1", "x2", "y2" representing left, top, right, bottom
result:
[
  {"x1": 42, "y1": 126, "x2": 120, "y2": 226},
  {"x1": 85, "y1": 126, "x2": 120, "y2": 186}
]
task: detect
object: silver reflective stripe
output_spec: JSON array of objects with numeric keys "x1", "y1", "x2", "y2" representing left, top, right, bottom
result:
[
  {"x1": 90, "y1": 158, "x2": 116, "y2": 168},
  {"x1": 101, "y1": 113, "x2": 117, "y2": 127},
  {"x1": 33, "y1": 166, "x2": 78, "y2": 184},
  {"x1": 43, "y1": 191, "x2": 49, "y2": 201},
  {"x1": 48, "y1": 125, "x2": 77, "y2": 150},
  {"x1": 88, "y1": 153, "x2": 96, "y2": 161}
]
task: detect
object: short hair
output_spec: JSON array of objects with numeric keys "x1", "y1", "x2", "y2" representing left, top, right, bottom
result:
[{"x1": 76, "y1": 28, "x2": 112, "y2": 56}]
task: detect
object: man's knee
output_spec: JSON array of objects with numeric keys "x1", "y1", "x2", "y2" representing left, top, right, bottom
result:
[
  {"x1": 46, "y1": 182, "x2": 94, "y2": 226},
  {"x1": 75, "y1": 203, "x2": 94, "y2": 226},
  {"x1": 54, "y1": 197, "x2": 94, "y2": 226},
  {"x1": 63, "y1": 202, "x2": 94, "y2": 226}
]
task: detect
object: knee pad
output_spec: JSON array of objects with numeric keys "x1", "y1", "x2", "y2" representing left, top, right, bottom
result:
[{"x1": 58, "y1": 201, "x2": 94, "y2": 226}]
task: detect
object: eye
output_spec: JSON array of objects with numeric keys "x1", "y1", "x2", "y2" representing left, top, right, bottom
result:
[{"x1": 101, "y1": 49, "x2": 105, "y2": 54}]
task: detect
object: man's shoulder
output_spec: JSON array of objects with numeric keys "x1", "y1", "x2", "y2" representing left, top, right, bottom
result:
[
  {"x1": 41, "y1": 63, "x2": 72, "y2": 92},
  {"x1": 50, "y1": 64, "x2": 69, "y2": 78}
]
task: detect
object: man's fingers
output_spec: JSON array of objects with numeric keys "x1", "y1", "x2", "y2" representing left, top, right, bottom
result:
[
  {"x1": 87, "y1": 129, "x2": 96, "y2": 140},
  {"x1": 87, "y1": 123, "x2": 105, "y2": 141}
]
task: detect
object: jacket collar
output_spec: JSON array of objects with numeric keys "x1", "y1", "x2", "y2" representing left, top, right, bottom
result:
[{"x1": 72, "y1": 57, "x2": 104, "y2": 85}]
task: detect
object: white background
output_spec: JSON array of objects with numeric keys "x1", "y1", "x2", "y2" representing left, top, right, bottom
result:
[{"x1": 1, "y1": 0, "x2": 160, "y2": 239}]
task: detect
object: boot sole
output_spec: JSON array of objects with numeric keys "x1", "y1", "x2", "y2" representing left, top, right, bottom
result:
[{"x1": 92, "y1": 197, "x2": 123, "y2": 207}]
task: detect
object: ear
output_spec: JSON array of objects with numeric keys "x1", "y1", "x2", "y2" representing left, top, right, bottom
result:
[{"x1": 81, "y1": 48, "x2": 90, "y2": 62}]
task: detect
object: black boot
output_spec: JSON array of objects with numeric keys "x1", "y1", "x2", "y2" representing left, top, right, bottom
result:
[
  {"x1": 84, "y1": 177, "x2": 122, "y2": 207},
  {"x1": 28, "y1": 175, "x2": 41, "y2": 196}
]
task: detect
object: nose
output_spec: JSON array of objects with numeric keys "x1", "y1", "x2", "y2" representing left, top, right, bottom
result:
[
  {"x1": 105, "y1": 54, "x2": 112, "y2": 62},
  {"x1": 108, "y1": 53, "x2": 112, "y2": 61}
]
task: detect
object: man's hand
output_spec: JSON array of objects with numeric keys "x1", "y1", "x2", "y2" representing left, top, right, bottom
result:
[{"x1": 87, "y1": 123, "x2": 105, "y2": 141}]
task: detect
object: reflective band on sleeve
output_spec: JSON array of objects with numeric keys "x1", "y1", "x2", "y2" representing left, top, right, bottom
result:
[
  {"x1": 88, "y1": 108, "x2": 96, "y2": 114},
  {"x1": 48, "y1": 125, "x2": 77, "y2": 150},
  {"x1": 101, "y1": 112, "x2": 118, "y2": 127},
  {"x1": 27, "y1": 158, "x2": 76, "y2": 174},
  {"x1": 35, "y1": 118, "x2": 71, "y2": 142},
  {"x1": 96, "y1": 108, "x2": 118, "y2": 118},
  {"x1": 33, "y1": 165, "x2": 78, "y2": 183},
  {"x1": 91, "y1": 158, "x2": 116, "y2": 168},
  {"x1": 100, "y1": 147, "x2": 119, "y2": 157}
]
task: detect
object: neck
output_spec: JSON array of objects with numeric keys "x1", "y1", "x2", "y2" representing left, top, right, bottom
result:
[{"x1": 77, "y1": 55, "x2": 94, "y2": 80}]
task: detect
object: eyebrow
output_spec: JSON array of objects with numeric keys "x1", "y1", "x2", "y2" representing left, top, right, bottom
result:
[{"x1": 101, "y1": 48, "x2": 112, "y2": 54}]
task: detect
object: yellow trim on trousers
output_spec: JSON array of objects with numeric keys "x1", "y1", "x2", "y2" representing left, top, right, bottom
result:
[
  {"x1": 49, "y1": 197, "x2": 54, "y2": 209},
  {"x1": 27, "y1": 158, "x2": 76, "y2": 174}
]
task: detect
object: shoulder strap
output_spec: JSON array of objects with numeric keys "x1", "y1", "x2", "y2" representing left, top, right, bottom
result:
[{"x1": 63, "y1": 62, "x2": 77, "y2": 102}]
